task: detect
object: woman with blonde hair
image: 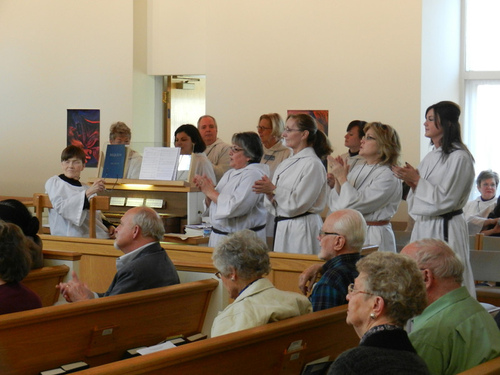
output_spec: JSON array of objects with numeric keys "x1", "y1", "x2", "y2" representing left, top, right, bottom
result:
[
  {"x1": 257, "y1": 113, "x2": 291, "y2": 177},
  {"x1": 328, "y1": 252, "x2": 429, "y2": 374},
  {"x1": 328, "y1": 122, "x2": 402, "y2": 252}
]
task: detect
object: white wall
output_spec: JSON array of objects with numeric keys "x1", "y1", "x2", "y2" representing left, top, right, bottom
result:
[{"x1": 0, "y1": 0, "x2": 134, "y2": 196}]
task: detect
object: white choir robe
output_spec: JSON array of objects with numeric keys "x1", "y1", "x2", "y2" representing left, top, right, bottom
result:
[
  {"x1": 261, "y1": 141, "x2": 292, "y2": 238},
  {"x1": 265, "y1": 147, "x2": 328, "y2": 255},
  {"x1": 463, "y1": 196, "x2": 498, "y2": 235},
  {"x1": 407, "y1": 146, "x2": 476, "y2": 297},
  {"x1": 329, "y1": 164, "x2": 401, "y2": 253},
  {"x1": 45, "y1": 176, "x2": 109, "y2": 238},
  {"x1": 206, "y1": 163, "x2": 269, "y2": 247}
]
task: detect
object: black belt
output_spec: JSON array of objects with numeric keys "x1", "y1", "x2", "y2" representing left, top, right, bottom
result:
[
  {"x1": 272, "y1": 211, "x2": 313, "y2": 251},
  {"x1": 439, "y1": 209, "x2": 463, "y2": 242},
  {"x1": 211, "y1": 224, "x2": 266, "y2": 236}
]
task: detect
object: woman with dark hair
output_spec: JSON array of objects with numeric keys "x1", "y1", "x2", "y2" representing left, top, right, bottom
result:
[
  {"x1": 0, "y1": 221, "x2": 42, "y2": 315},
  {"x1": 253, "y1": 113, "x2": 332, "y2": 254},
  {"x1": 46, "y1": 145, "x2": 114, "y2": 238},
  {"x1": 0, "y1": 199, "x2": 43, "y2": 269},
  {"x1": 392, "y1": 101, "x2": 476, "y2": 297},
  {"x1": 194, "y1": 132, "x2": 269, "y2": 247},
  {"x1": 174, "y1": 124, "x2": 216, "y2": 184},
  {"x1": 328, "y1": 122, "x2": 402, "y2": 253},
  {"x1": 341, "y1": 120, "x2": 366, "y2": 168}
]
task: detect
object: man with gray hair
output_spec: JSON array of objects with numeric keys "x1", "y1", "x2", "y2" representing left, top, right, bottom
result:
[
  {"x1": 197, "y1": 115, "x2": 231, "y2": 182},
  {"x1": 298, "y1": 209, "x2": 366, "y2": 311},
  {"x1": 57, "y1": 206, "x2": 179, "y2": 302},
  {"x1": 402, "y1": 239, "x2": 500, "y2": 375}
]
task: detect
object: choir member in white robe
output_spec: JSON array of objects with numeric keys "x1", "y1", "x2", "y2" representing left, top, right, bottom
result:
[
  {"x1": 194, "y1": 132, "x2": 269, "y2": 248},
  {"x1": 197, "y1": 115, "x2": 231, "y2": 182},
  {"x1": 257, "y1": 113, "x2": 292, "y2": 239},
  {"x1": 393, "y1": 101, "x2": 476, "y2": 297},
  {"x1": 253, "y1": 113, "x2": 332, "y2": 255},
  {"x1": 339, "y1": 120, "x2": 366, "y2": 169},
  {"x1": 463, "y1": 170, "x2": 499, "y2": 235},
  {"x1": 329, "y1": 122, "x2": 402, "y2": 252},
  {"x1": 46, "y1": 145, "x2": 111, "y2": 239},
  {"x1": 174, "y1": 124, "x2": 217, "y2": 185}
]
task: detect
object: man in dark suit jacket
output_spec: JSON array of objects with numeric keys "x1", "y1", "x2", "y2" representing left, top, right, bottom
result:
[{"x1": 57, "y1": 206, "x2": 179, "y2": 302}]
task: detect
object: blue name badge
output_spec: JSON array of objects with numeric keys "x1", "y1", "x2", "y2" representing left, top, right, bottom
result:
[{"x1": 263, "y1": 154, "x2": 275, "y2": 161}]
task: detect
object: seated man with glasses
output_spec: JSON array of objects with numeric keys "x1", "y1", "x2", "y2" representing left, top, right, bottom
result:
[{"x1": 298, "y1": 209, "x2": 367, "y2": 311}]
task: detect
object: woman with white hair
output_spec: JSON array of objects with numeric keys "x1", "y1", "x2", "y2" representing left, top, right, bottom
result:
[{"x1": 211, "y1": 229, "x2": 312, "y2": 337}]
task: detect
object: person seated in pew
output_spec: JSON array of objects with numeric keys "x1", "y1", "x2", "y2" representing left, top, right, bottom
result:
[
  {"x1": 402, "y1": 239, "x2": 500, "y2": 375},
  {"x1": 45, "y1": 145, "x2": 115, "y2": 239},
  {"x1": 0, "y1": 221, "x2": 42, "y2": 315},
  {"x1": 0, "y1": 199, "x2": 43, "y2": 269},
  {"x1": 464, "y1": 170, "x2": 499, "y2": 235},
  {"x1": 298, "y1": 209, "x2": 366, "y2": 311},
  {"x1": 327, "y1": 252, "x2": 429, "y2": 375},
  {"x1": 57, "y1": 206, "x2": 180, "y2": 301},
  {"x1": 210, "y1": 229, "x2": 312, "y2": 337}
]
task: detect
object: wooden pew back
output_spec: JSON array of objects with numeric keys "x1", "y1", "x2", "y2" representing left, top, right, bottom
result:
[
  {"x1": 22, "y1": 265, "x2": 69, "y2": 306},
  {"x1": 458, "y1": 356, "x2": 500, "y2": 374},
  {"x1": 77, "y1": 305, "x2": 359, "y2": 375},
  {"x1": 0, "y1": 279, "x2": 219, "y2": 375}
]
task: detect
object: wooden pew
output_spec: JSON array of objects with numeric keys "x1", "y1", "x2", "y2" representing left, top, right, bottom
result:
[
  {"x1": 457, "y1": 356, "x2": 500, "y2": 374},
  {"x1": 40, "y1": 235, "x2": 326, "y2": 295},
  {"x1": 33, "y1": 193, "x2": 110, "y2": 238},
  {"x1": 75, "y1": 305, "x2": 359, "y2": 375},
  {"x1": 471, "y1": 249, "x2": 500, "y2": 305},
  {"x1": 0, "y1": 279, "x2": 219, "y2": 375},
  {"x1": 22, "y1": 265, "x2": 69, "y2": 307}
]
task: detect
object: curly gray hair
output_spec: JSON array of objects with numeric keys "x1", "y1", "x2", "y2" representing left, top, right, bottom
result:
[{"x1": 212, "y1": 230, "x2": 271, "y2": 280}]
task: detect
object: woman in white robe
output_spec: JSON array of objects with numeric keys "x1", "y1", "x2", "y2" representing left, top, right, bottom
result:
[
  {"x1": 393, "y1": 101, "x2": 476, "y2": 297},
  {"x1": 253, "y1": 113, "x2": 331, "y2": 255},
  {"x1": 174, "y1": 124, "x2": 216, "y2": 185},
  {"x1": 329, "y1": 122, "x2": 402, "y2": 253},
  {"x1": 46, "y1": 145, "x2": 110, "y2": 239},
  {"x1": 463, "y1": 170, "x2": 499, "y2": 235},
  {"x1": 194, "y1": 132, "x2": 269, "y2": 247},
  {"x1": 256, "y1": 113, "x2": 291, "y2": 240}
]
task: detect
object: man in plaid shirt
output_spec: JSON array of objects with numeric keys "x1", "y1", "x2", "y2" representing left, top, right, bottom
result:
[{"x1": 298, "y1": 209, "x2": 366, "y2": 311}]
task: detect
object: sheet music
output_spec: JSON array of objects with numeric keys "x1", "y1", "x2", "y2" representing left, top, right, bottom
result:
[{"x1": 139, "y1": 147, "x2": 180, "y2": 180}]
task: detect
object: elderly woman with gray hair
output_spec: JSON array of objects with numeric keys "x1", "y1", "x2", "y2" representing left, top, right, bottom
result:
[
  {"x1": 194, "y1": 132, "x2": 269, "y2": 247},
  {"x1": 328, "y1": 252, "x2": 429, "y2": 374},
  {"x1": 211, "y1": 230, "x2": 312, "y2": 337}
]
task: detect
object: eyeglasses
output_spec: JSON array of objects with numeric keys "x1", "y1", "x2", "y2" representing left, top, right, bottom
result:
[
  {"x1": 347, "y1": 283, "x2": 374, "y2": 296},
  {"x1": 230, "y1": 146, "x2": 244, "y2": 153},
  {"x1": 283, "y1": 127, "x2": 304, "y2": 133},
  {"x1": 319, "y1": 230, "x2": 341, "y2": 238},
  {"x1": 256, "y1": 126, "x2": 273, "y2": 131},
  {"x1": 362, "y1": 135, "x2": 377, "y2": 141},
  {"x1": 214, "y1": 271, "x2": 221, "y2": 279}
]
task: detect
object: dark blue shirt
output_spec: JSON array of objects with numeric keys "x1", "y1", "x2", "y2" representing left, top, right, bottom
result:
[{"x1": 309, "y1": 252, "x2": 360, "y2": 311}]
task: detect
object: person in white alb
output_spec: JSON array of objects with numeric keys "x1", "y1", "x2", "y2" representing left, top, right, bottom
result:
[
  {"x1": 463, "y1": 170, "x2": 499, "y2": 235},
  {"x1": 328, "y1": 122, "x2": 402, "y2": 253},
  {"x1": 197, "y1": 115, "x2": 231, "y2": 182},
  {"x1": 392, "y1": 101, "x2": 476, "y2": 298},
  {"x1": 253, "y1": 113, "x2": 331, "y2": 255}
]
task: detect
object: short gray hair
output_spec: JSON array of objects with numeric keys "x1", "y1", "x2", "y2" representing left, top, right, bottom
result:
[
  {"x1": 411, "y1": 238, "x2": 464, "y2": 284},
  {"x1": 477, "y1": 170, "x2": 499, "y2": 187},
  {"x1": 109, "y1": 121, "x2": 132, "y2": 142},
  {"x1": 357, "y1": 252, "x2": 427, "y2": 326},
  {"x1": 131, "y1": 207, "x2": 165, "y2": 241},
  {"x1": 212, "y1": 230, "x2": 271, "y2": 280},
  {"x1": 330, "y1": 209, "x2": 366, "y2": 251}
]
